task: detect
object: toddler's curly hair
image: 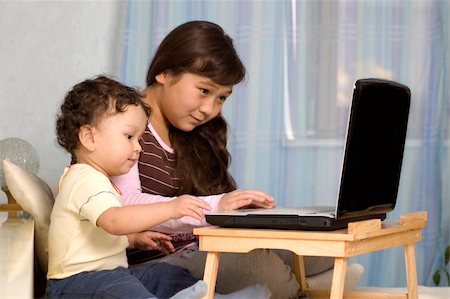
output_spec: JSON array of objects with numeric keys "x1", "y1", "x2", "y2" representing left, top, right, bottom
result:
[{"x1": 55, "y1": 75, "x2": 150, "y2": 156}]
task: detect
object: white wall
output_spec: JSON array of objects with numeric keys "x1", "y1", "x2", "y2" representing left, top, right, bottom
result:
[{"x1": 0, "y1": 0, "x2": 126, "y2": 202}]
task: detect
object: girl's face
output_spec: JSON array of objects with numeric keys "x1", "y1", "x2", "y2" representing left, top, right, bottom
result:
[
  {"x1": 89, "y1": 104, "x2": 148, "y2": 177},
  {"x1": 157, "y1": 72, "x2": 233, "y2": 132}
]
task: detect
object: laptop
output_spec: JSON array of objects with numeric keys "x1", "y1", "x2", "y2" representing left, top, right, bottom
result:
[{"x1": 206, "y1": 78, "x2": 411, "y2": 230}]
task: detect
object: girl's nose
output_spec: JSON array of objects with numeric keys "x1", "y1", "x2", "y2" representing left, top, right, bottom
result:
[{"x1": 199, "y1": 97, "x2": 215, "y2": 116}]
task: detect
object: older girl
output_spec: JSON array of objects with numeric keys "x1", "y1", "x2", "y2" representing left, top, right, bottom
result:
[{"x1": 112, "y1": 21, "x2": 332, "y2": 298}]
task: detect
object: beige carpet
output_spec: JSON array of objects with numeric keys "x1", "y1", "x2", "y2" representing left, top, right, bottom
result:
[{"x1": 361, "y1": 286, "x2": 450, "y2": 299}]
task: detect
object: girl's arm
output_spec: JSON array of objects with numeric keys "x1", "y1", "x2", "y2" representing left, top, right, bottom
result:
[
  {"x1": 111, "y1": 164, "x2": 176, "y2": 205},
  {"x1": 111, "y1": 164, "x2": 275, "y2": 233},
  {"x1": 111, "y1": 164, "x2": 222, "y2": 207},
  {"x1": 111, "y1": 164, "x2": 223, "y2": 233}
]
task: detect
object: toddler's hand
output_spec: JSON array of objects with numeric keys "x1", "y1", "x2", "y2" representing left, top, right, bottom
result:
[
  {"x1": 133, "y1": 231, "x2": 175, "y2": 255},
  {"x1": 169, "y1": 195, "x2": 211, "y2": 220}
]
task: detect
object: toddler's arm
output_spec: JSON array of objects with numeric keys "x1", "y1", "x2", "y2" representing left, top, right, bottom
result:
[
  {"x1": 96, "y1": 195, "x2": 211, "y2": 236},
  {"x1": 111, "y1": 164, "x2": 223, "y2": 233}
]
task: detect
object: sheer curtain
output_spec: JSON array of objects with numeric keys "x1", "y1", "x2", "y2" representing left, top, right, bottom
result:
[{"x1": 120, "y1": 0, "x2": 449, "y2": 288}]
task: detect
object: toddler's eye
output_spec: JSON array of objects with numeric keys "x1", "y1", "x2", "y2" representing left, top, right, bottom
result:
[
  {"x1": 127, "y1": 135, "x2": 133, "y2": 140},
  {"x1": 219, "y1": 96, "x2": 227, "y2": 102},
  {"x1": 200, "y1": 88, "x2": 209, "y2": 95}
]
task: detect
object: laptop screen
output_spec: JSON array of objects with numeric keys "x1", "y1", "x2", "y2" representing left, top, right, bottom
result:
[{"x1": 336, "y1": 79, "x2": 411, "y2": 218}]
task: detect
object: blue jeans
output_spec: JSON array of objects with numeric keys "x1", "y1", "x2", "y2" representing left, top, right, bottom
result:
[{"x1": 46, "y1": 263, "x2": 198, "y2": 299}]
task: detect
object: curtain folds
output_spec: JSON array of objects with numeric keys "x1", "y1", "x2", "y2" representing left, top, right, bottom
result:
[{"x1": 120, "y1": 0, "x2": 449, "y2": 288}]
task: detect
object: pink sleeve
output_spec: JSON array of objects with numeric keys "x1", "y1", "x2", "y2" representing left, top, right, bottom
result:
[{"x1": 110, "y1": 164, "x2": 223, "y2": 234}]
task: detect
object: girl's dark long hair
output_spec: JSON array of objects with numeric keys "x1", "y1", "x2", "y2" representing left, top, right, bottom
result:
[
  {"x1": 146, "y1": 21, "x2": 245, "y2": 195},
  {"x1": 171, "y1": 114, "x2": 236, "y2": 196}
]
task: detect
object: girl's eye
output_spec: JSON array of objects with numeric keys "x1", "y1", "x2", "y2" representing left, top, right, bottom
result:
[
  {"x1": 127, "y1": 135, "x2": 133, "y2": 140},
  {"x1": 218, "y1": 96, "x2": 227, "y2": 102},
  {"x1": 200, "y1": 88, "x2": 209, "y2": 95}
]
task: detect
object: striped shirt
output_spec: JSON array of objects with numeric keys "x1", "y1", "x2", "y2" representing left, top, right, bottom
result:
[
  {"x1": 138, "y1": 125, "x2": 179, "y2": 196},
  {"x1": 127, "y1": 124, "x2": 196, "y2": 264}
]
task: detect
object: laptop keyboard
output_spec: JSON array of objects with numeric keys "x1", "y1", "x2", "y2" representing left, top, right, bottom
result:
[
  {"x1": 295, "y1": 206, "x2": 335, "y2": 214},
  {"x1": 241, "y1": 206, "x2": 335, "y2": 215}
]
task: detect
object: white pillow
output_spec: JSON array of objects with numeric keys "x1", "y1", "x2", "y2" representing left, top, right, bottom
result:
[{"x1": 3, "y1": 160, "x2": 54, "y2": 273}]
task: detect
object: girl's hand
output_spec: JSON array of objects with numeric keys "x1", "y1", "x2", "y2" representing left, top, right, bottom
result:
[
  {"x1": 218, "y1": 189, "x2": 275, "y2": 211},
  {"x1": 168, "y1": 195, "x2": 211, "y2": 220},
  {"x1": 131, "y1": 231, "x2": 175, "y2": 255}
]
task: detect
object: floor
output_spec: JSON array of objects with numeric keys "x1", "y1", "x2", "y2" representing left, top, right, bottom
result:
[{"x1": 361, "y1": 286, "x2": 450, "y2": 299}]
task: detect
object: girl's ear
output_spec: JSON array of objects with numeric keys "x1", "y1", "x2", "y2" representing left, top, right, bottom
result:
[
  {"x1": 78, "y1": 125, "x2": 96, "y2": 152},
  {"x1": 155, "y1": 71, "x2": 169, "y2": 84}
]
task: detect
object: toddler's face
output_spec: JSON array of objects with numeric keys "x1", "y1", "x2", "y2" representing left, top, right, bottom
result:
[{"x1": 91, "y1": 104, "x2": 148, "y2": 177}]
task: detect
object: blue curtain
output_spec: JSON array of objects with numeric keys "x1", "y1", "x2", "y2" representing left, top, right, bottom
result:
[{"x1": 121, "y1": 0, "x2": 449, "y2": 288}]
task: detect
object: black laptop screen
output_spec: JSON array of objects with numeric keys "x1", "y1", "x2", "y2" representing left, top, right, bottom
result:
[{"x1": 337, "y1": 79, "x2": 411, "y2": 218}]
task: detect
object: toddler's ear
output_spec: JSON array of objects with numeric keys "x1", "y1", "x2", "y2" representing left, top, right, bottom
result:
[{"x1": 78, "y1": 125, "x2": 96, "y2": 151}]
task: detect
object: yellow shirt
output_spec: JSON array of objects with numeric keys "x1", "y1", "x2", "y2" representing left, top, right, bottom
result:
[{"x1": 47, "y1": 164, "x2": 128, "y2": 279}]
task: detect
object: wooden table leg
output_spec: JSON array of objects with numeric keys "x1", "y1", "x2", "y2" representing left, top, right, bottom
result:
[
  {"x1": 293, "y1": 254, "x2": 308, "y2": 291},
  {"x1": 330, "y1": 257, "x2": 347, "y2": 299},
  {"x1": 404, "y1": 243, "x2": 418, "y2": 299},
  {"x1": 201, "y1": 251, "x2": 220, "y2": 299}
]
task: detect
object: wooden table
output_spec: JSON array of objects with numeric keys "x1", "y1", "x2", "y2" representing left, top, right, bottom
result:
[{"x1": 194, "y1": 211, "x2": 427, "y2": 299}]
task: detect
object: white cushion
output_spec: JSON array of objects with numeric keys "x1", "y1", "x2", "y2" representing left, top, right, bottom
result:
[{"x1": 2, "y1": 160, "x2": 54, "y2": 273}]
